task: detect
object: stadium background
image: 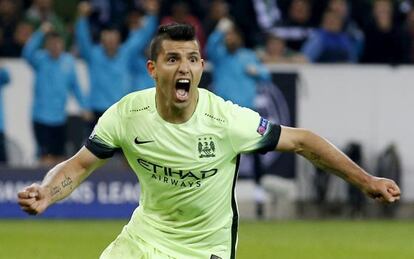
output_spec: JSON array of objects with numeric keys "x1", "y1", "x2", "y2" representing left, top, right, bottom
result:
[{"x1": 1, "y1": 0, "x2": 414, "y2": 258}]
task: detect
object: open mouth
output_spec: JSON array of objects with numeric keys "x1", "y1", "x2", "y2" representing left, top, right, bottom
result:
[{"x1": 175, "y1": 79, "x2": 191, "y2": 101}]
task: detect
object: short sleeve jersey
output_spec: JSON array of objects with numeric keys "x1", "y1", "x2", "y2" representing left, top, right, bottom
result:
[{"x1": 86, "y1": 87, "x2": 281, "y2": 259}]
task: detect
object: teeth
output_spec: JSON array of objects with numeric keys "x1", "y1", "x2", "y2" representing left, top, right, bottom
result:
[{"x1": 178, "y1": 79, "x2": 190, "y2": 83}]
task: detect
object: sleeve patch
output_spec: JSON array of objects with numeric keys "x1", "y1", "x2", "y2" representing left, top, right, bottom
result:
[
  {"x1": 256, "y1": 123, "x2": 281, "y2": 154},
  {"x1": 257, "y1": 117, "x2": 269, "y2": 135}
]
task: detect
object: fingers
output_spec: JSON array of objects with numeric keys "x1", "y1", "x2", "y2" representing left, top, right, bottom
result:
[
  {"x1": 387, "y1": 181, "x2": 401, "y2": 196},
  {"x1": 17, "y1": 184, "x2": 46, "y2": 215},
  {"x1": 18, "y1": 184, "x2": 40, "y2": 199},
  {"x1": 385, "y1": 180, "x2": 401, "y2": 201},
  {"x1": 17, "y1": 197, "x2": 36, "y2": 207},
  {"x1": 21, "y1": 203, "x2": 42, "y2": 215}
]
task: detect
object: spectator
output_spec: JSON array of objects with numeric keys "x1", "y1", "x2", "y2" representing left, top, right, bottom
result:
[
  {"x1": 22, "y1": 23, "x2": 87, "y2": 167},
  {"x1": 0, "y1": 66, "x2": 10, "y2": 163},
  {"x1": 84, "y1": 0, "x2": 129, "y2": 43},
  {"x1": 258, "y1": 33, "x2": 308, "y2": 64},
  {"x1": 206, "y1": 18, "x2": 271, "y2": 108},
  {"x1": 161, "y1": 0, "x2": 206, "y2": 52},
  {"x1": 3, "y1": 21, "x2": 35, "y2": 57},
  {"x1": 203, "y1": 0, "x2": 230, "y2": 37},
  {"x1": 361, "y1": 0, "x2": 410, "y2": 64},
  {"x1": 302, "y1": 10, "x2": 357, "y2": 63},
  {"x1": 75, "y1": 1, "x2": 159, "y2": 130},
  {"x1": 0, "y1": 0, "x2": 25, "y2": 57},
  {"x1": 227, "y1": 0, "x2": 264, "y2": 48},
  {"x1": 206, "y1": 18, "x2": 271, "y2": 218},
  {"x1": 252, "y1": 0, "x2": 282, "y2": 31},
  {"x1": 126, "y1": 6, "x2": 159, "y2": 91},
  {"x1": 327, "y1": 0, "x2": 365, "y2": 60},
  {"x1": 24, "y1": 0, "x2": 68, "y2": 46},
  {"x1": 269, "y1": 0, "x2": 315, "y2": 52}
]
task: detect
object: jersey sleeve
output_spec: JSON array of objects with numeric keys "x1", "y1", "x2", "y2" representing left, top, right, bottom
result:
[
  {"x1": 227, "y1": 102, "x2": 281, "y2": 154},
  {"x1": 85, "y1": 103, "x2": 123, "y2": 159}
]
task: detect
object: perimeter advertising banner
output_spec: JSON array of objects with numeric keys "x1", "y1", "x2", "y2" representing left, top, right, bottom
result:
[
  {"x1": 0, "y1": 166, "x2": 139, "y2": 218},
  {"x1": 0, "y1": 72, "x2": 297, "y2": 218}
]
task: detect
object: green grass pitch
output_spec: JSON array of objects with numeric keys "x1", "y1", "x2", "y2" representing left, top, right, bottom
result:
[{"x1": 0, "y1": 220, "x2": 413, "y2": 259}]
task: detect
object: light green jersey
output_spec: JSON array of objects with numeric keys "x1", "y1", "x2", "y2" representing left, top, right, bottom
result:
[{"x1": 86, "y1": 87, "x2": 280, "y2": 259}]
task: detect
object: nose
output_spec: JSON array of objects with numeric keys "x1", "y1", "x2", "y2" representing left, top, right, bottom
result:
[{"x1": 178, "y1": 60, "x2": 190, "y2": 74}]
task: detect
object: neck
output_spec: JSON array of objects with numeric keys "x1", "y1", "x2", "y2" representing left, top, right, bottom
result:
[
  {"x1": 155, "y1": 90, "x2": 198, "y2": 124},
  {"x1": 105, "y1": 49, "x2": 117, "y2": 57}
]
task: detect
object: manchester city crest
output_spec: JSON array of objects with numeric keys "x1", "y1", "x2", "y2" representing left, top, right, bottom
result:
[{"x1": 197, "y1": 136, "x2": 216, "y2": 158}]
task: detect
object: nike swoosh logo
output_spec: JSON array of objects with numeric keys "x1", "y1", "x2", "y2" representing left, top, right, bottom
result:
[{"x1": 134, "y1": 137, "x2": 154, "y2": 145}]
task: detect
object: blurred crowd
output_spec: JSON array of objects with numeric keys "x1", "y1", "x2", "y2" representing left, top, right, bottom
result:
[
  {"x1": 1, "y1": 0, "x2": 414, "y2": 64},
  {"x1": 0, "y1": 0, "x2": 413, "y2": 167}
]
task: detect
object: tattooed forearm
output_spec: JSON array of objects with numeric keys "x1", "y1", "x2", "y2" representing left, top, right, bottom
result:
[
  {"x1": 49, "y1": 176, "x2": 74, "y2": 199},
  {"x1": 50, "y1": 186, "x2": 62, "y2": 197},
  {"x1": 61, "y1": 176, "x2": 73, "y2": 189},
  {"x1": 301, "y1": 150, "x2": 350, "y2": 181}
]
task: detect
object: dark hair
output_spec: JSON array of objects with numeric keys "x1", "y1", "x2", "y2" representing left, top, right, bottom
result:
[
  {"x1": 149, "y1": 23, "x2": 197, "y2": 61},
  {"x1": 45, "y1": 31, "x2": 62, "y2": 40}
]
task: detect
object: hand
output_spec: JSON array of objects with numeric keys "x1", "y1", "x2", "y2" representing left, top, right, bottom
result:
[
  {"x1": 363, "y1": 177, "x2": 401, "y2": 203},
  {"x1": 142, "y1": 0, "x2": 159, "y2": 15},
  {"x1": 81, "y1": 111, "x2": 95, "y2": 122},
  {"x1": 17, "y1": 183, "x2": 51, "y2": 215},
  {"x1": 40, "y1": 22, "x2": 53, "y2": 34},
  {"x1": 217, "y1": 17, "x2": 233, "y2": 32},
  {"x1": 78, "y1": 1, "x2": 92, "y2": 17},
  {"x1": 246, "y1": 65, "x2": 258, "y2": 76}
]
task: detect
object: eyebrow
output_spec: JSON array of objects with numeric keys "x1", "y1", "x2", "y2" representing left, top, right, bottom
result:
[
  {"x1": 164, "y1": 51, "x2": 200, "y2": 57},
  {"x1": 188, "y1": 51, "x2": 200, "y2": 57}
]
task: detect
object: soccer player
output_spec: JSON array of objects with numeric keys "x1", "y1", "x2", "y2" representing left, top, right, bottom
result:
[{"x1": 18, "y1": 24, "x2": 401, "y2": 259}]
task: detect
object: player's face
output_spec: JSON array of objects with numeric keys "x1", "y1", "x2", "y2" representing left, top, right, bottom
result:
[{"x1": 148, "y1": 39, "x2": 204, "y2": 110}]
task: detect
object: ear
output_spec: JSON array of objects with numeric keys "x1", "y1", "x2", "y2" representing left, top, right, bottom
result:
[{"x1": 146, "y1": 60, "x2": 157, "y2": 79}]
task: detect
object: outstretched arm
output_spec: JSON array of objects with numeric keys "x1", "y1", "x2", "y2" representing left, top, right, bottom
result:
[
  {"x1": 276, "y1": 126, "x2": 401, "y2": 203},
  {"x1": 245, "y1": 53, "x2": 271, "y2": 82},
  {"x1": 206, "y1": 18, "x2": 232, "y2": 63},
  {"x1": 17, "y1": 147, "x2": 107, "y2": 215},
  {"x1": 123, "y1": 0, "x2": 159, "y2": 54},
  {"x1": 75, "y1": 2, "x2": 94, "y2": 61},
  {"x1": 22, "y1": 23, "x2": 52, "y2": 68}
]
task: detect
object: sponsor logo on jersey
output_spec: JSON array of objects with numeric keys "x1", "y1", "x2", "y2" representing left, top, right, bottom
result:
[
  {"x1": 137, "y1": 158, "x2": 218, "y2": 188},
  {"x1": 197, "y1": 136, "x2": 216, "y2": 158},
  {"x1": 257, "y1": 117, "x2": 269, "y2": 135}
]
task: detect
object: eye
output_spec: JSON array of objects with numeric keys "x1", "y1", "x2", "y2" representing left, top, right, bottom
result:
[
  {"x1": 189, "y1": 56, "x2": 198, "y2": 63},
  {"x1": 167, "y1": 57, "x2": 177, "y2": 63}
]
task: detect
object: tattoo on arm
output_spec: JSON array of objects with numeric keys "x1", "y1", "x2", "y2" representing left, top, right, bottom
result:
[
  {"x1": 302, "y1": 151, "x2": 329, "y2": 171},
  {"x1": 50, "y1": 186, "x2": 61, "y2": 197},
  {"x1": 302, "y1": 151, "x2": 350, "y2": 181},
  {"x1": 61, "y1": 176, "x2": 73, "y2": 189},
  {"x1": 49, "y1": 176, "x2": 74, "y2": 199},
  {"x1": 309, "y1": 152, "x2": 321, "y2": 163}
]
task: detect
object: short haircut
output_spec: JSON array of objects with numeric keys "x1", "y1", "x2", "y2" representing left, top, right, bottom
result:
[
  {"x1": 149, "y1": 23, "x2": 196, "y2": 61},
  {"x1": 45, "y1": 31, "x2": 62, "y2": 41}
]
